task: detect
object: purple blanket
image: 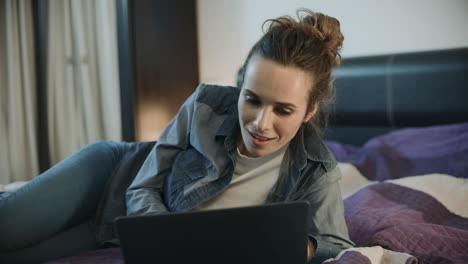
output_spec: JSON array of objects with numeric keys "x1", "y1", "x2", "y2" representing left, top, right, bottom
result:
[{"x1": 345, "y1": 182, "x2": 468, "y2": 263}]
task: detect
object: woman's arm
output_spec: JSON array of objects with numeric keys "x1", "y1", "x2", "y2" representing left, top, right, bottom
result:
[
  {"x1": 301, "y1": 166, "x2": 355, "y2": 263},
  {"x1": 125, "y1": 87, "x2": 199, "y2": 216}
]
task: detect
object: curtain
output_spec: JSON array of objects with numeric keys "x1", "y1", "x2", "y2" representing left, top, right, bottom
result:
[
  {"x1": 0, "y1": 0, "x2": 122, "y2": 185},
  {"x1": 0, "y1": 0, "x2": 39, "y2": 185},
  {"x1": 47, "y1": 0, "x2": 122, "y2": 165}
]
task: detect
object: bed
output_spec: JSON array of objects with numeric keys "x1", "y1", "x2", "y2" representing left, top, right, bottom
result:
[
  {"x1": 46, "y1": 48, "x2": 468, "y2": 263},
  {"x1": 322, "y1": 47, "x2": 468, "y2": 263}
]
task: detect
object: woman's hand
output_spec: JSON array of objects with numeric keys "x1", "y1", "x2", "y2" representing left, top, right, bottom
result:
[{"x1": 307, "y1": 239, "x2": 316, "y2": 262}]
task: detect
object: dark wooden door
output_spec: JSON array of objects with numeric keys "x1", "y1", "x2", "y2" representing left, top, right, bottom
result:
[{"x1": 118, "y1": 0, "x2": 199, "y2": 141}]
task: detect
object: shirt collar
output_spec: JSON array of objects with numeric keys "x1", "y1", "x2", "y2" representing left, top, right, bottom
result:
[
  {"x1": 216, "y1": 115, "x2": 238, "y2": 137},
  {"x1": 289, "y1": 123, "x2": 336, "y2": 171},
  {"x1": 215, "y1": 105, "x2": 239, "y2": 153}
]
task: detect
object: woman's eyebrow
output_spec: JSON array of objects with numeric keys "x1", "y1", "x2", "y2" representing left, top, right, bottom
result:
[
  {"x1": 243, "y1": 89, "x2": 258, "y2": 98},
  {"x1": 244, "y1": 89, "x2": 297, "y2": 109},
  {"x1": 276, "y1": 102, "x2": 297, "y2": 109}
]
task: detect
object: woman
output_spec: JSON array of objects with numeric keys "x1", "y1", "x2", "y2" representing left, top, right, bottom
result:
[
  {"x1": 126, "y1": 9, "x2": 353, "y2": 263},
  {"x1": 0, "y1": 9, "x2": 353, "y2": 264}
]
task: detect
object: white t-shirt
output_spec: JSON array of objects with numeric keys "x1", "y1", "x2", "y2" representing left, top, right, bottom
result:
[{"x1": 194, "y1": 145, "x2": 288, "y2": 211}]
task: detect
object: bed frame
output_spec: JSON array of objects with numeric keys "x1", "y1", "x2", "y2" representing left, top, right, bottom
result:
[{"x1": 325, "y1": 47, "x2": 468, "y2": 145}]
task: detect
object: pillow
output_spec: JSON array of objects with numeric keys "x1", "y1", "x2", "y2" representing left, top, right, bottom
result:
[{"x1": 326, "y1": 122, "x2": 468, "y2": 180}]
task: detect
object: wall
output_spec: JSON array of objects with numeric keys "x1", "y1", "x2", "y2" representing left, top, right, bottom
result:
[{"x1": 197, "y1": 0, "x2": 468, "y2": 86}]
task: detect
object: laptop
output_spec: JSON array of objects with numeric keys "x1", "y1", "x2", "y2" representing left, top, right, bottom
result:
[{"x1": 115, "y1": 201, "x2": 310, "y2": 264}]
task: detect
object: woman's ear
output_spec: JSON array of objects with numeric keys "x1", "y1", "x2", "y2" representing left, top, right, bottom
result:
[{"x1": 303, "y1": 103, "x2": 318, "y2": 123}]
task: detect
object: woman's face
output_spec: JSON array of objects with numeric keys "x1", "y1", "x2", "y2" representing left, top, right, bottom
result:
[{"x1": 237, "y1": 55, "x2": 317, "y2": 157}]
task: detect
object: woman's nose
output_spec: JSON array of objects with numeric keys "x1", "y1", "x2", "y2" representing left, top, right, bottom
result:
[{"x1": 254, "y1": 108, "x2": 272, "y2": 132}]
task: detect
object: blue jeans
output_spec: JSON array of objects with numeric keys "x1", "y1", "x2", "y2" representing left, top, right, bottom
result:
[{"x1": 0, "y1": 141, "x2": 125, "y2": 264}]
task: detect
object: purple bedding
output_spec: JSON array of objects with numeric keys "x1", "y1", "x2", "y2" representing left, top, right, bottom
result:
[
  {"x1": 345, "y1": 182, "x2": 468, "y2": 263},
  {"x1": 326, "y1": 122, "x2": 468, "y2": 180},
  {"x1": 47, "y1": 123, "x2": 468, "y2": 264},
  {"x1": 45, "y1": 248, "x2": 123, "y2": 264},
  {"x1": 325, "y1": 250, "x2": 418, "y2": 264}
]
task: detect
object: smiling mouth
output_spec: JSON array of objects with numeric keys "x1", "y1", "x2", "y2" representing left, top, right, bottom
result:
[{"x1": 249, "y1": 131, "x2": 274, "y2": 142}]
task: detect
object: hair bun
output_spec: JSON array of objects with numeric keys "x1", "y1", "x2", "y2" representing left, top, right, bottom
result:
[
  {"x1": 263, "y1": 9, "x2": 344, "y2": 67},
  {"x1": 299, "y1": 9, "x2": 344, "y2": 66}
]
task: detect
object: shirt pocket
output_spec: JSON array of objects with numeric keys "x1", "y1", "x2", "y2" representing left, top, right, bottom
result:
[{"x1": 164, "y1": 147, "x2": 212, "y2": 202}]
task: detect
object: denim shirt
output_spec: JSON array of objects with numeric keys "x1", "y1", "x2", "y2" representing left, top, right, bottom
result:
[{"x1": 126, "y1": 84, "x2": 354, "y2": 263}]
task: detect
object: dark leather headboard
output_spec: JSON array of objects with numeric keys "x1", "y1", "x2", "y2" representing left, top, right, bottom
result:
[{"x1": 325, "y1": 48, "x2": 468, "y2": 145}]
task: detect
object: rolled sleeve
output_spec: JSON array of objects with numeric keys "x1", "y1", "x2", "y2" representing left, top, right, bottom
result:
[
  {"x1": 308, "y1": 235, "x2": 348, "y2": 264},
  {"x1": 302, "y1": 166, "x2": 355, "y2": 262}
]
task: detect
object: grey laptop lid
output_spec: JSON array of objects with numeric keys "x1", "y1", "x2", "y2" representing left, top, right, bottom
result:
[{"x1": 115, "y1": 201, "x2": 310, "y2": 264}]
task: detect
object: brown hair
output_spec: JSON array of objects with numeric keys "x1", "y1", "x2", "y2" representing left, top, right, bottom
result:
[{"x1": 237, "y1": 9, "x2": 344, "y2": 129}]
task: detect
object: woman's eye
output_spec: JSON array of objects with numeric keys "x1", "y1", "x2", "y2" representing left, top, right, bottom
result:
[
  {"x1": 245, "y1": 96, "x2": 261, "y2": 106},
  {"x1": 275, "y1": 108, "x2": 292, "y2": 116}
]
